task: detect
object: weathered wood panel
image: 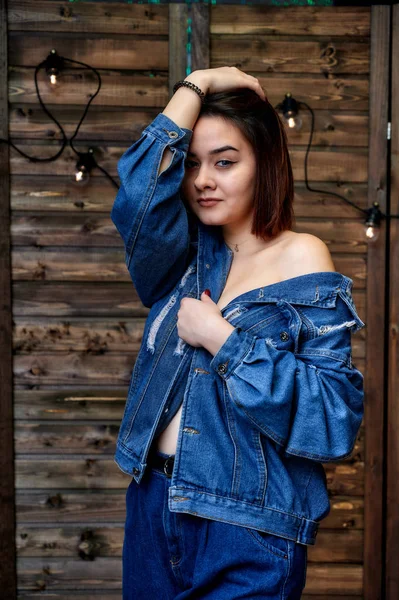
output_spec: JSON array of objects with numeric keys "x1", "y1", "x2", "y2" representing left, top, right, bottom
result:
[
  {"x1": 13, "y1": 352, "x2": 365, "y2": 386},
  {"x1": 0, "y1": 0, "x2": 17, "y2": 595},
  {"x1": 12, "y1": 315, "x2": 365, "y2": 356},
  {"x1": 11, "y1": 282, "x2": 364, "y2": 318},
  {"x1": 211, "y1": 6, "x2": 370, "y2": 37},
  {"x1": 14, "y1": 390, "x2": 126, "y2": 421},
  {"x1": 387, "y1": 5, "x2": 399, "y2": 600},
  {"x1": 16, "y1": 558, "x2": 363, "y2": 593},
  {"x1": 16, "y1": 489, "x2": 363, "y2": 529},
  {"x1": 211, "y1": 38, "x2": 369, "y2": 74},
  {"x1": 9, "y1": 35, "x2": 168, "y2": 70},
  {"x1": 16, "y1": 490, "x2": 127, "y2": 524},
  {"x1": 15, "y1": 524, "x2": 363, "y2": 563},
  {"x1": 13, "y1": 353, "x2": 137, "y2": 385},
  {"x1": 14, "y1": 458, "x2": 363, "y2": 497},
  {"x1": 13, "y1": 318, "x2": 147, "y2": 353},
  {"x1": 8, "y1": 1, "x2": 169, "y2": 35},
  {"x1": 10, "y1": 177, "x2": 369, "y2": 220},
  {"x1": 16, "y1": 526, "x2": 124, "y2": 558},
  {"x1": 363, "y1": 7, "x2": 390, "y2": 600},
  {"x1": 9, "y1": 67, "x2": 369, "y2": 110},
  {"x1": 10, "y1": 215, "x2": 369, "y2": 254},
  {"x1": 15, "y1": 459, "x2": 131, "y2": 489},
  {"x1": 12, "y1": 283, "x2": 146, "y2": 317},
  {"x1": 9, "y1": 108, "x2": 369, "y2": 147},
  {"x1": 14, "y1": 421, "x2": 363, "y2": 458},
  {"x1": 14, "y1": 424, "x2": 121, "y2": 455},
  {"x1": 17, "y1": 557, "x2": 122, "y2": 591},
  {"x1": 9, "y1": 107, "x2": 160, "y2": 142},
  {"x1": 8, "y1": 142, "x2": 369, "y2": 180},
  {"x1": 9, "y1": 68, "x2": 169, "y2": 108},
  {"x1": 12, "y1": 248, "x2": 366, "y2": 284}
]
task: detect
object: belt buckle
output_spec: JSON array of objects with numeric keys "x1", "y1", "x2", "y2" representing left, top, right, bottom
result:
[{"x1": 163, "y1": 456, "x2": 174, "y2": 478}]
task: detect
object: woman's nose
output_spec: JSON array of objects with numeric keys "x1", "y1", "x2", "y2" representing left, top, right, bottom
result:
[{"x1": 194, "y1": 166, "x2": 216, "y2": 190}]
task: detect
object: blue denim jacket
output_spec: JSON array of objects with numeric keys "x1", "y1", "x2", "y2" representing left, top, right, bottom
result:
[{"x1": 110, "y1": 112, "x2": 365, "y2": 546}]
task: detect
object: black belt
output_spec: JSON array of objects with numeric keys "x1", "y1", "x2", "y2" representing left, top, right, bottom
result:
[{"x1": 147, "y1": 449, "x2": 175, "y2": 478}]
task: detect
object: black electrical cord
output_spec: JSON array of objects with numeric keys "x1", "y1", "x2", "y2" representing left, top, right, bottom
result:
[
  {"x1": 0, "y1": 51, "x2": 120, "y2": 189},
  {"x1": 279, "y1": 98, "x2": 398, "y2": 221}
]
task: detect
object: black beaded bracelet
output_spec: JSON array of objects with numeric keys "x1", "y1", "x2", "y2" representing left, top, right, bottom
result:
[{"x1": 172, "y1": 80, "x2": 206, "y2": 104}]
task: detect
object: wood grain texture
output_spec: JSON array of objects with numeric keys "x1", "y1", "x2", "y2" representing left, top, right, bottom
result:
[
  {"x1": 10, "y1": 177, "x2": 368, "y2": 217},
  {"x1": 10, "y1": 214, "x2": 369, "y2": 253},
  {"x1": 9, "y1": 108, "x2": 369, "y2": 146},
  {"x1": 9, "y1": 35, "x2": 168, "y2": 70},
  {"x1": 12, "y1": 248, "x2": 366, "y2": 283},
  {"x1": 364, "y1": 7, "x2": 390, "y2": 600},
  {"x1": 211, "y1": 37, "x2": 369, "y2": 75},
  {"x1": 15, "y1": 559, "x2": 363, "y2": 594},
  {"x1": 386, "y1": 5, "x2": 399, "y2": 599},
  {"x1": 8, "y1": 1, "x2": 168, "y2": 35},
  {"x1": 9, "y1": 68, "x2": 369, "y2": 110},
  {"x1": 14, "y1": 525, "x2": 363, "y2": 563},
  {"x1": 168, "y1": 2, "x2": 187, "y2": 99},
  {"x1": 192, "y1": 2, "x2": 209, "y2": 72},
  {"x1": 11, "y1": 314, "x2": 365, "y2": 357},
  {"x1": 0, "y1": 0, "x2": 17, "y2": 596},
  {"x1": 210, "y1": 5, "x2": 370, "y2": 37}
]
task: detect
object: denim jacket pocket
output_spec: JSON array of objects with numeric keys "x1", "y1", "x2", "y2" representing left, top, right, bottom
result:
[{"x1": 244, "y1": 527, "x2": 289, "y2": 560}]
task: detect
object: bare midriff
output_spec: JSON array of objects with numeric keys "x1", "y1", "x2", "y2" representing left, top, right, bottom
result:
[{"x1": 155, "y1": 230, "x2": 298, "y2": 454}]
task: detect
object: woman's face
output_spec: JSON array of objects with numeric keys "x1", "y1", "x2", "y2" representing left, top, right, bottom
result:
[{"x1": 181, "y1": 115, "x2": 257, "y2": 229}]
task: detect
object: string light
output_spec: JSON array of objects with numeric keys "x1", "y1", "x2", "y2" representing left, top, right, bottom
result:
[
  {"x1": 274, "y1": 93, "x2": 397, "y2": 242},
  {"x1": 0, "y1": 15, "x2": 392, "y2": 240},
  {"x1": 280, "y1": 93, "x2": 303, "y2": 131},
  {"x1": 0, "y1": 49, "x2": 119, "y2": 189}
]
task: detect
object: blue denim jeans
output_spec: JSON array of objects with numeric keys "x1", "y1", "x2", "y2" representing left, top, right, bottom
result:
[{"x1": 123, "y1": 450, "x2": 307, "y2": 599}]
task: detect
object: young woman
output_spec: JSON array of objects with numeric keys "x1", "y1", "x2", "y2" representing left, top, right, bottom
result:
[{"x1": 111, "y1": 66, "x2": 365, "y2": 599}]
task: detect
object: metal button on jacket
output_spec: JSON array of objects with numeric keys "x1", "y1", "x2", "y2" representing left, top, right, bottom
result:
[
  {"x1": 217, "y1": 363, "x2": 228, "y2": 374},
  {"x1": 280, "y1": 331, "x2": 290, "y2": 341},
  {"x1": 168, "y1": 131, "x2": 179, "y2": 138}
]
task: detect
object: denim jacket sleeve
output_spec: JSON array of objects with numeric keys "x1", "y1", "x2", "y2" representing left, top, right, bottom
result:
[
  {"x1": 110, "y1": 113, "x2": 194, "y2": 308},
  {"x1": 209, "y1": 287, "x2": 365, "y2": 463}
]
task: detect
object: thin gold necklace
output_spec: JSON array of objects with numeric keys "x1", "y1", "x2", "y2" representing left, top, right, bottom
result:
[{"x1": 225, "y1": 238, "x2": 253, "y2": 252}]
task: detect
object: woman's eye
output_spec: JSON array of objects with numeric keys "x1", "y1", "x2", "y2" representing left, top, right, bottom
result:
[{"x1": 184, "y1": 160, "x2": 234, "y2": 168}]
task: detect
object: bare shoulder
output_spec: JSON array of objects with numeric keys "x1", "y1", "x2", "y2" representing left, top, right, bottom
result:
[{"x1": 283, "y1": 232, "x2": 336, "y2": 275}]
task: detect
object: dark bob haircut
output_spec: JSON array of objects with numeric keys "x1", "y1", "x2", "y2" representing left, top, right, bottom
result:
[{"x1": 194, "y1": 88, "x2": 295, "y2": 241}]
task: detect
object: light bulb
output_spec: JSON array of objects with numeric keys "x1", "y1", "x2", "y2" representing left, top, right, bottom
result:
[
  {"x1": 73, "y1": 166, "x2": 90, "y2": 187},
  {"x1": 285, "y1": 115, "x2": 303, "y2": 131},
  {"x1": 364, "y1": 202, "x2": 382, "y2": 242},
  {"x1": 364, "y1": 224, "x2": 380, "y2": 243}
]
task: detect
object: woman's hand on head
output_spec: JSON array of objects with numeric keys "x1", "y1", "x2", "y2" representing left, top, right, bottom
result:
[{"x1": 186, "y1": 66, "x2": 266, "y2": 102}]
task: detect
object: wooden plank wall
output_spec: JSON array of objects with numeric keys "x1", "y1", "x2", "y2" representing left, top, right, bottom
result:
[
  {"x1": 8, "y1": 1, "x2": 174, "y2": 597},
  {"x1": 387, "y1": 5, "x2": 399, "y2": 600},
  {"x1": 0, "y1": 0, "x2": 17, "y2": 597},
  {"x1": 5, "y1": 1, "x2": 376, "y2": 598}
]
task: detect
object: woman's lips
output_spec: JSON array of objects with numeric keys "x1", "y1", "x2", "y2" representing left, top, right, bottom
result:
[{"x1": 197, "y1": 198, "x2": 222, "y2": 207}]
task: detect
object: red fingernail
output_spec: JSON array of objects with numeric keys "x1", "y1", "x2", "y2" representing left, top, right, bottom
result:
[{"x1": 204, "y1": 289, "x2": 211, "y2": 297}]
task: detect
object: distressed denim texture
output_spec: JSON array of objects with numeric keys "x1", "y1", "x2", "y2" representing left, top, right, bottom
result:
[{"x1": 110, "y1": 112, "x2": 366, "y2": 547}]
